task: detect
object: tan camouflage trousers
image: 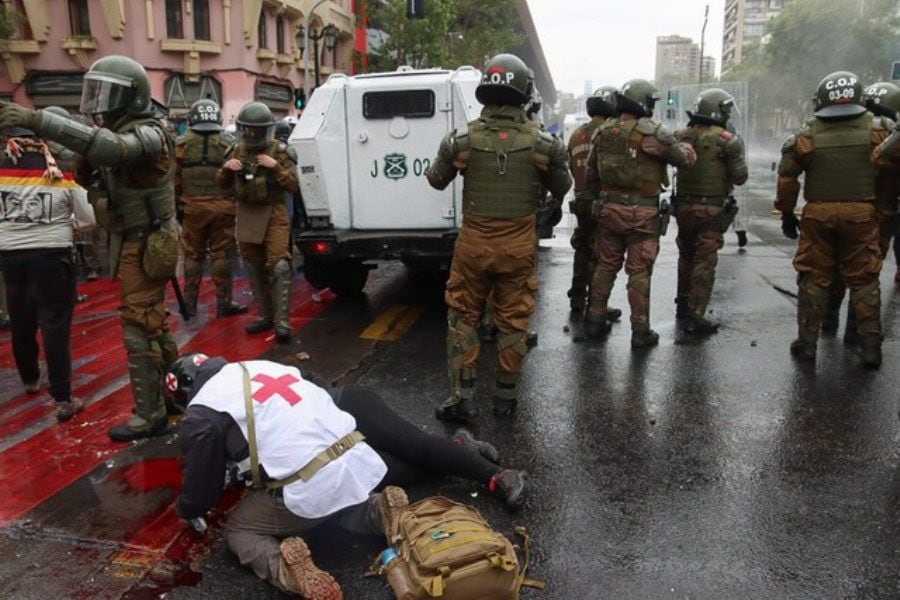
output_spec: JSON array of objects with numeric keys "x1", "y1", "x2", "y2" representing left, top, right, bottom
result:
[
  {"x1": 445, "y1": 216, "x2": 537, "y2": 398},
  {"x1": 182, "y1": 203, "x2": 238, "y2": 310},
  {"x1": 793, "y1": 202, "x2": 882, "y2": 341},
  {"x1": 587, "y1": 203, "x2": 660, "y2": 329},
  {"x1": 675, "y1": 203, "x2": 724, "y2": 320}
]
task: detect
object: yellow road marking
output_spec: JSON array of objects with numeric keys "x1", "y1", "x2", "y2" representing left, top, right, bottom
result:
[{"x1": 360, "y1": 305, "x2": 426, "y2": 342}]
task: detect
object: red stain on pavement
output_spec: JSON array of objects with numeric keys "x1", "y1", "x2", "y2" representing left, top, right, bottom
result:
[{"x1": 119, "y1": 458, "x2": 183, "y2": 493}]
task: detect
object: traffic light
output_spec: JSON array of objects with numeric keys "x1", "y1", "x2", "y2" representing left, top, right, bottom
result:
[
  {"x1": 407, "y1": 0, "x2": 425, "y2": 19},
  {"x1": 667, "y1": 90, "x2": 677, "y2": 106},
  {"x1": 294, "y1": 88, "x2": 306, "y2": 110}
]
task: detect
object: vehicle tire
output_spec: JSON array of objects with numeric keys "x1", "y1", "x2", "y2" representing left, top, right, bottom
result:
[
  {"x1": 328, "y1": 262, "x2": 369, "y2": 297},
  {"x1": 301, "y1": 255, "x2": 331, "y2": 290}
]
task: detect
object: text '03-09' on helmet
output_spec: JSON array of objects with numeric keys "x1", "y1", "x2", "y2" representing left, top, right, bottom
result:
[
  {"x1": 617, "y1": 79, "x2": 660, "y2": 118},
  {"x1": 189, "y1": 99, "x2": 223, "y2": 133},
  {"x1": 587, "y1": 86, "x2": 618, "y2": 118},
  {"x1": 813, "y1": 71, "x2": 866, "y2": 119},
  {"x1": 476, "y1": 54, "x2": 534, "y2": 107},
  {"x1": 687, "y1": 88, "x2": 737, "y2": 126},
  {"x1": 236, "y1": 101, "x2": 276, "y2": 150},
  {"x1": 79, "y1": 55, "x2": 152, "y2": 119}
]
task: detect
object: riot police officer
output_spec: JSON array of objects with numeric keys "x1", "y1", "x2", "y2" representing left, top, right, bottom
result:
[
  {"x1": 216, "y1": 102, "x2": 299, "y2": 344},
  {"x1": 584, "y1": 79, "x2": 696, "y2": 347},
  {"x1": 0, "y1": 56, "x2": 180, "y2": 440},
  {"x1": 776, "y1": 71, "x2": 893, "y2": 368},
  {"x1": 566, "y1": 86, "x2": 622, "y2": 323},
  {"x1": 176, "y1": 99, "x2": 247, "y2": 319},
  {"x1": 427, "y1": 53, "x2": 571, "y2": 422},
  {"x1": 673, "y1": 88, "x2": 748, "y2": 334}
]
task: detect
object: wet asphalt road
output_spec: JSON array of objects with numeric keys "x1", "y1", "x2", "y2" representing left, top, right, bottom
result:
[{"x1": 166, "y1": 166, "x2": 899, "y2": 599}]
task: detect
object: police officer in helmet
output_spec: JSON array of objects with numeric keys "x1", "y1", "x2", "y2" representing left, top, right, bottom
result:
[
  {"x1": 776, "y1": 71, "x2": 893, "y2": 368},
  {"x1": 427, "y1": 53, "x2": 571, "y2": 422},
  {"x1": 0, "y1": 55, "x2": 181, "y2": 440},
  {"x1": 673, "y1": 88, "x2": 748, "y2": 335},
  {"x1": 176, "y1": 99, "x2": 247, "y2": 320}
]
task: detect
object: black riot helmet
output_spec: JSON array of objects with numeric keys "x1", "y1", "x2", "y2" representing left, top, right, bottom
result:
[
  {"x1": 235, "y1": 101, "x2": 276, "y2": 151},
  {"x1": 863, "y1": 82, "x2": 900, "y2": 120},
  {"x1": 812, "y1": 71, "x2": 866, "y2": 119},
  {"x1": 476, "y1": 54, "x2": 534, "y2": 107},
  {"x1": 164, "y1": 352, "x2": 212, "y2": 412},
  {"x1": 586, "y1": 86, "x2": 617, "y2": 118},
  {"x1": 687, "y1": 88, "x2": 737, "y2": 126},
  {"x1": 616, "y1": 79, "x2": 660, "y2": 118},
  {"x1": 188, "y1": 99, "x2": 223, "y2": 132}
]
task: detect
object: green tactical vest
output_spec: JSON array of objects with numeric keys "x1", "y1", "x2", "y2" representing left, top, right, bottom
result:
[
  {"x1": 102, "y1": 116, "x2": 176, "y2": 232},
  {"x1": 596, "y1": 118, "x2": 667, "y2": 195},
  {"x1": 676, "y1": 126, "x2": 730, "y2": 198},
  {"x1": 804, "y1": 113, "x2": 876, "y2": 202},
  {"x1": 461, "y1": 118, "x2": 544, "y2": 219},
  {"x1": 232, "y1": 140, "x2": 285, "y2": 205},
  {"x1": 180, "y1": 130, "x2": 230, "y2": 198},
  {"x1": 569, "y1": 118, "x2": 603, "y2": 199}
]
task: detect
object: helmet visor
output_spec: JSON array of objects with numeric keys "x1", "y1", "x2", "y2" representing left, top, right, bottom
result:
[
  {"x1": 79, "y1": 74, "x2": 134, "y2": 115},
  {"x1": 237, "y1": 123, "x2": 275, "y2": 149}
]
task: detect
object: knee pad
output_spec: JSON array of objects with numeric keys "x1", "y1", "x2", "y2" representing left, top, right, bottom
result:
[
  {"x1": 270, "y1": 258, "x2": 292, "y2": 278},
  {"x1": 627, "y1": 271, "x2": 651, "y2": 296},
  {"x1": 497, "y1": 329, "x2": 528, "y2": 358}
]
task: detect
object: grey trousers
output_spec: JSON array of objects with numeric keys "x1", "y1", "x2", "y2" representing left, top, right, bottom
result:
[{"x1": 223, "y1": 490, "x2": 383, "y2": 593}]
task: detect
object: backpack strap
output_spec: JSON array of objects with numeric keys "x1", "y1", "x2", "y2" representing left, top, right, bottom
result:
[
  {"x1": 515, "y1": 526, "x2": 546, "y2": 590},
  {"x1": 239, "y1": 362, "x2": 263, "y2": 490}
]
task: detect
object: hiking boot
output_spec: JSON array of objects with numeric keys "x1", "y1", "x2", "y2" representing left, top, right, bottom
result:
[
  {"x1": 217, "y1": 303, "x2": 248, "y2": 318},
  {"x1": 108, "y1": 419, "x2": 170, "y2": 442},
  {"x1": 736, "y1": 230, "x2": 748, "y2": 248},
  {"x1": 584, "y1": 317, "x2": 612, "y2": 339},
  {"x1": 489, "y1": 469, "x2": 526, "y2": 510},
  {"x1": 606, "y1": 307, "x2": 623, "y2": 322},
  {"x1": 790, "y1": 338, "x2": 817, "y2": 361},
  {"x1": 274, "y1": 324, "x2": 292, "y2": 344},
  {"x1": 685, "y1": 316, "x2": 720, "y2": 335},
  {"x1": 245, "y1": 318, "x2": 273, "y2": 335},
  {"x1": 492, "y1": 397, "x2": 517, "y2": 417},
  {"x1": 452, "y1": 428, "x2": 500, "y2": 464},
  {"x1": 857, "y1": 336, "x2": 882, "y2": 370},
  {"x1": 435, "y1": 397, "x2": 476, "y2": 424},
  {"x1": 56, "y1": 398, "x2": 84, "y2": 422},
  {"x1": 279, "y1": 537, "x2": 342, "y2": 600},
  {"x1": 631, "y1": 329, "x2": 660, "y2": 348},
  {"x1": 378, "y1": 486, "x2": 409, "y2": 539}
]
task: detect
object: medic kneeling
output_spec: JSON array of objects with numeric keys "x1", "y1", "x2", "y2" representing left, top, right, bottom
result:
[{"x1": 169, "y1": 353, "x2": 526, "y2": 598}]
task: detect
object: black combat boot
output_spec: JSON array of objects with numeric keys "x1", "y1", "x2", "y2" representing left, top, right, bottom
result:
[
  {"x1": 108, "y1": 419, "x2": 170, "y2": 442},
  {"x1": 489, "y1": 469, "x2": 526, "y2": 510},
  {"x1": 631, "y1": 328, "x2": 660, "y2": 348},
  {"x1": 606, "y1": 307, "x2": 623, "y2": 322},
  {"x1": 584, "y1": 317, "x2": 612, "y2": 339},
  {"x1": 790, "y1": 337, "x2": 817, "y2": 361},
  {"x1": 217, "y1": 303, "x2": 249, "y2": 318},
  {"x1": 857, "y1": 336, "x2": 882, "y2": 370},
  {"x1": 568, "y1": 289, "x2": 586, "y2": 313},
  {"x1": 435, "y1": 397, "x2": 477, "y2": 423},
  {"x1": 685, "y1": 315, "x2": 720, "y2": 335},
  {"x1": 245, "y1": 318, "x2": 273, "y2": 335},
  {"x1": 493, "y1": 379, "x2": 518, "y2": 417},
  {"x1": 452, "y1": 428, "x2": 500, "y2": 463},
  {"x1": 274, "y1": 324, "x2": 292, "y2": 344}
]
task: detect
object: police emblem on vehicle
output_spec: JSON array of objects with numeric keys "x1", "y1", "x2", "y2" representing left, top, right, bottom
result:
[{"x1": 383, "y1": 153, "x2": 408, "y2": 179}]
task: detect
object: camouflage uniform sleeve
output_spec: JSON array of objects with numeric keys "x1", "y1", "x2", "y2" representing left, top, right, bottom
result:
[
  {"x1": 426, "y1": 130, "x2": 461, "y2": 191},
  {"x1": 535, "y1": 133, "x2": 573, "y2": 200},
  {"x1": 272, "y1": 144, "x2": 299, "y2": 193},
  {"x1": 775, "y1": 133, "x2": 804, "y2": 214},
  {"x1": 871, "y1": 119, "x2": 900, "y2": 169},
  {"x1": 216, "y1": 146, "x2": 236, "y2": 190},
  {"x1": 584, "y1": 128, "x2": 601, "y2": 193},
  {"x1": 640, "y1": 120, "x2": 696, "y2": 168},
  {"x1": 722, "y1": 134, "x2": 749, "y2": 186}
]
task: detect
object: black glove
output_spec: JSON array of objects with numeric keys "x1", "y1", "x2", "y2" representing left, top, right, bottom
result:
[{"x1": 781, "y1": 213, "x2": 800, "y2": 239}]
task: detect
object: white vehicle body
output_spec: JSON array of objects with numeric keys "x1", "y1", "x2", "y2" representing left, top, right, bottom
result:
[{"x1": 288, "y1": 66, "x2": 483, "y2": 294}]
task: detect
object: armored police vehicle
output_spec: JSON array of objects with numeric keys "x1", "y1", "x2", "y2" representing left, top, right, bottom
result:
[{"x1": 288, "y1": 66, "x2": 481, "y2": 295}]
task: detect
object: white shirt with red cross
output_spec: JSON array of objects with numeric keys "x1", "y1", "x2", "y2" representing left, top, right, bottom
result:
[{"x1": 190, "y1": 360, "x2": 387, "y2": 519}]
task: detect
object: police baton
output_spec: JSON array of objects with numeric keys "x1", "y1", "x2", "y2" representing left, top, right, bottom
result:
[{"x1": 170, "y1": 276, "x2": 191, "y2": 321}]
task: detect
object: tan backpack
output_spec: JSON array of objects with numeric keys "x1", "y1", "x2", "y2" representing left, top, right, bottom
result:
[{"x1": 379, "y1": 496, "x2": 523, "y2": 599}]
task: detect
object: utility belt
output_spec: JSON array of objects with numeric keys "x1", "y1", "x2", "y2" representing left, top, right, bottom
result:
[
  {"x1": 675, "y1": 195, "x2": 728, "y2": 207},
  {"x1": 239, "y1": 362, "x2": 365, "y2": 492},
  {"x1": 599, "y1": 191, "x2": 660, "y2": 208}
]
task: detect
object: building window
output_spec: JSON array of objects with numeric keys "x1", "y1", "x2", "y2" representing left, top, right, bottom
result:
[
  {"x1": 193, "y1": 0, "x2": 210, "y2": 41},
  {"x1": 257, "y1": 11, "x2": 268, "y2": 49},
  {"x1": 68, "y1": 0, "x2": 90, "y2": 36},
  {"x1": 165, "y1": 74, "x2": 223, "y2": 110},
  {"x1": 166, "y1": 0, "x2": 184, "y2": 38},
  {"x1": 276, "y1": 15, "x2": 285, "y2": 54}
]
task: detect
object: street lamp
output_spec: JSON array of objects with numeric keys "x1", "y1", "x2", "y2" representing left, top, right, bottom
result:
[
  {"x1": 302, "y1": 0, "x2": 331, "y2": 100},
  {"x1": 305, "y1": 24, "x2": 337, "y2": 89}
]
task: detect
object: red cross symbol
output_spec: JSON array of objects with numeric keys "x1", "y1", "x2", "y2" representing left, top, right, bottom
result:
[
  {"x1": 165, "y1": 373, "x2": 178, "y2": 392},
  {"x1": 251, "y1": 374, "x2": 302, "y2": 407}
]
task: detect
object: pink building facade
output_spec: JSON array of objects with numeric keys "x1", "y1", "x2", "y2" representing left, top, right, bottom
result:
[{"x1": 0, "y1": 1, "x2": 356, "y2": 123}]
